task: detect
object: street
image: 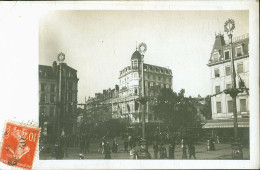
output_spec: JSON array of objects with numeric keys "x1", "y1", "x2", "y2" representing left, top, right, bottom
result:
[{"x1": 39, "y1": 138, "x2": 249, "y2": 160}]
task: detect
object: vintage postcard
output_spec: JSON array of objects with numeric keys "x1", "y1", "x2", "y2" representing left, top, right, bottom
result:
[{"x1": 0, "y1": 1, "x2": 259, "y2": 169}]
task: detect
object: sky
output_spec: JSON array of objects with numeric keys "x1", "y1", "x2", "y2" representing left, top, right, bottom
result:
[{"x1": 39, "y1": 10, "x2": 249, "y2": 104}]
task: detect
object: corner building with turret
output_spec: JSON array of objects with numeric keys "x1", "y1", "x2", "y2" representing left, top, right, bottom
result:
[{"x1": 112, "y1": 49, "x2": 173, "y2": 124}]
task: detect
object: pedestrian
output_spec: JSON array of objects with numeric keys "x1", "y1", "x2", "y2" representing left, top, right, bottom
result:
[
  {"x1": 159, "y1": 143, "x2": 167, "y2": 159},
  {"x1": 85, "y1": 134, "x2": 90, "y2": 154},
  {"x1": 112, "y1": 138, "x2": 118, "y2": 153},
  {"x1": 124, "y1": 138, "x2": 129, "y2": 152},
  {"x1": 153, "y1": 141, "x2": 159, "y2": 159},
  {"x1": 100, "y1": 136, "x2": 106, "y2": 154},
  {"x1": 168, "y1": 139, "x2": 175, "y2": 159},
  {"x1": 104, "y1": 142, "x2": 111, "y2": 159},
  {"x1": 80, "y1": 133, "x2": 86, "y2": 153},
  {"x1": 129, "y1": 144, "x2": 137, "y2": 159},
  {"x1": 216, "y1": 135, "x2": 220, "y2": 144},
  {"x1": 188, "y1": 142, "x2": 196, "y2": 159},
  {"x1": 210, "y1": 137, "x2": 215, "y2": 151},
  {"x1": 128, "y1": 136, "x2": 133, "y2": 149}
]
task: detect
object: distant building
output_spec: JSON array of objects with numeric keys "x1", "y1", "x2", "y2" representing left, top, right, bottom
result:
[
  {"x1": 113, "y1": 48, "x2": 173, "y2": 124},
  {"x1": 39, "y1": 61, "x2": 79, "y2": 142},
  {"x1": 84, "y1": 86, "x2": 119, "y2": 126},
  {"x1": 204, "y1": 33, "x2": 249, "y2": 143}
]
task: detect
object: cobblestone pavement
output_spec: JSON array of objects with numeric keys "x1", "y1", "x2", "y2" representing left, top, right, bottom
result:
[{"x1": 40, "y1": 138, "x2": 249, "y2": 160}]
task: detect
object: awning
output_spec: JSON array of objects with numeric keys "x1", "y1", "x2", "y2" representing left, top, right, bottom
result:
[{"x1": 202, "y1": 121, "x2": 249, "y2": 129}]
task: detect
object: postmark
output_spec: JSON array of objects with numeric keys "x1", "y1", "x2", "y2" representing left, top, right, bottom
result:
[{"x1": 0, "y1": 122, "x2": 40, "y2": 169}]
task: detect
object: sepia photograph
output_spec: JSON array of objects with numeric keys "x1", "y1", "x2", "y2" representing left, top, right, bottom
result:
[
  {"x1": 0, "y1": 1, "x2": 259, "y2": 169},
  {"x1": 38, "y1": 10, "x2": 250, "y2": 160}
]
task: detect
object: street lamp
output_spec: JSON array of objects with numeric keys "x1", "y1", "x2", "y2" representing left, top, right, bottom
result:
[
  {"x1": 224, "y1": 19, "x2": 243, "y2": 159},
  {"x1": 137, "y1": 42, "x2": 150, "y2": 159},
  {"x1": 57, "y1": 52, "x2": 65, "y2": 137}
]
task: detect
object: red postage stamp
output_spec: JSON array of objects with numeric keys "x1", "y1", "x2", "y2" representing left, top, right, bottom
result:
[{"x1": 0, "y1": 122, "x2": 40, "y2": 169}]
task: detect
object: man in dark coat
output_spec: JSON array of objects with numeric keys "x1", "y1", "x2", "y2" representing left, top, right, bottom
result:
[
  {"x1": 112, "y1": 138, "x2": 118, "y2": 153},
  {"x1": 168, "y1": 138, "x2": 175, "y2": 159},
  {"x1": 153, "y1": 141, "x2": 159, "y2": 159},
  {"x1": 104, "y1": 142, "x2": 111, "y2": 159},
  {"x1": 80, "y1": 133, "x2": 86, "y2": 153},
  {"x1": 159, "y1": 143, "x2": 167, "y2": 159},
  {"x1": 124, "y1": 138, "x2": 129, "y2": 152},
  {"x1": 188, "y1": 143, "x2": 196, "y2": 159}
]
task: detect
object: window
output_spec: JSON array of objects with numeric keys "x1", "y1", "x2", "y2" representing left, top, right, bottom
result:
[
  {"x1": 224, "y1": 51, "x2": 230, "y2": 60},
  {"x1": 50, "y1": 107, "x2": 55, "y2": 117},
  {"x1": 216, "y1": 102, "x2": 222, "y2": 113},
  {"x1": 158, "y1": 76, "x2": 161, "y2": 81},
  {"x1": 148, "y1": 114, "x2": 152, "y2": 120},
  {"x1": 161, "y1": 84, "x2": 164, "y2": 88},
  {"x1": 148, "y1": 75, "x2": 150, "y2": 79},
  {"x1": 214, "y1": 69, "x2": 220, "y2": 78},
  {"x1": 237, "y1": 63, "x2": 243, "y2": 73},
  {"x1": 143, "y1": 65, "x2": 147, "y2": 71},
  {"x1": 50, "y1": 94, "x2": 55, "y2": 103},
  {"x1": 41, "y1": 83, "x2": 46, "y2": 91},
  {"x1": 213, "y1": 53, "x2": 219, "y2": 62},
  {"x1": 68, "y1": 82, "x2": 73, "y2": 90},
  {"x1": 236, "y1": 47, "x2": 242, "y2": 56},
  {"x1": 215, "y1": 86, "x2": 220, "y2": 93},
  {"x1": 68, "y1": 93, "x2": 72, "y2": 101},
  {"x1": 163, "y1": 77, "x2": 166, "y2": 82},
  {"x1": 40, "y1": 94, "x2": 46, "y2": 103},
  {"x1": 228, "y1": 100, "x2": 233, "y2": 113},
  {"x1": 240, "y1": 99, "x2": 247, "y2": 112},
  {"x1": 132, "y1": 60, "x2": 138, "y2": 69},
  {"x1": 225, "y1": 66, "x2": 231, "y2": 76},
  {"x1": 50, "y1": 84, "x2": 55, "y2": 92},
  {"x1": 153, "y1": 76, "x2": 156, "y2": 80},
  {"x1": 226, "y1": 84, "x2": 231, "y2": 89},
  {"x1": 40, "y1": 107, "x2": 46, "y2": 116}
]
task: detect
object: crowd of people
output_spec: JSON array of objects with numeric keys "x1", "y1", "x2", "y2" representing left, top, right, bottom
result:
[{"x1": 50, "y1": 131, "x2": 213, "y2": 159}]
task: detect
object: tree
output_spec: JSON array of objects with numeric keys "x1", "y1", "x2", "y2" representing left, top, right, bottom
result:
[
  {"x1": 201, "y1": 95, "x2": 212, "y2": 119},
  {"x1": 153, "y1": 88, "x2": 198, "y2": 131}
]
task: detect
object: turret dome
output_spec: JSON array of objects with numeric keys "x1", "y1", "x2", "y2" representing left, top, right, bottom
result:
[{"x1": 131, "y1": 50, "x2": 142, "y2": 61}]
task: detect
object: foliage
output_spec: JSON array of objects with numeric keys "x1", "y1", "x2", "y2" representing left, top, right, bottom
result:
[
  {"x1": 153, "y1": 88, "x2": 198, "y2": 131},
  {"x1": 201, "y1": 95, "x2": 212, "y2": 119}
]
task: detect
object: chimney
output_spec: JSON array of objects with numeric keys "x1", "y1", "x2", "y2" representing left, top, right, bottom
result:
[
  {"x1": 52, "y1": 61, "x2": 57, "y2": 74},
  {"x1": 115, "y1": 85, "x2": 119, "y2": 91}
]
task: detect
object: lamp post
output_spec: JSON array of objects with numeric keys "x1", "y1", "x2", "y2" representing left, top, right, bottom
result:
[
  {"x1": 137, "y1": 42, "x2": 150, "y2": 159},
  {"x1": 57, "y1": 52, "x2": 65, "y2": 137},
  {"x1": 224, "y1": 19, "x2": 243, "y2": 159}
]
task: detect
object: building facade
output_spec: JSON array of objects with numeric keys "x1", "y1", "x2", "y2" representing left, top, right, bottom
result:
[
  {"x1": 204, "y1": 33, "x2": 249, "y2": 143},
  {"x1": 84, "y1": 47, "x2": 173, "y2": 126},
  {"x1": 85, "y1": 87, "x2": 119, "y2": 125},
  {"x1": 39, "y1": 61, "x2": 79, "y2": 142},
  {"x1": 113, "y1": 49, "x2": 173, "y2": 124}
]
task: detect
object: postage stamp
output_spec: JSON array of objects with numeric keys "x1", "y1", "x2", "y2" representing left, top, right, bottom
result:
[{"x1": 0, "y1": 122, "x2": 40, "y2": 169}]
